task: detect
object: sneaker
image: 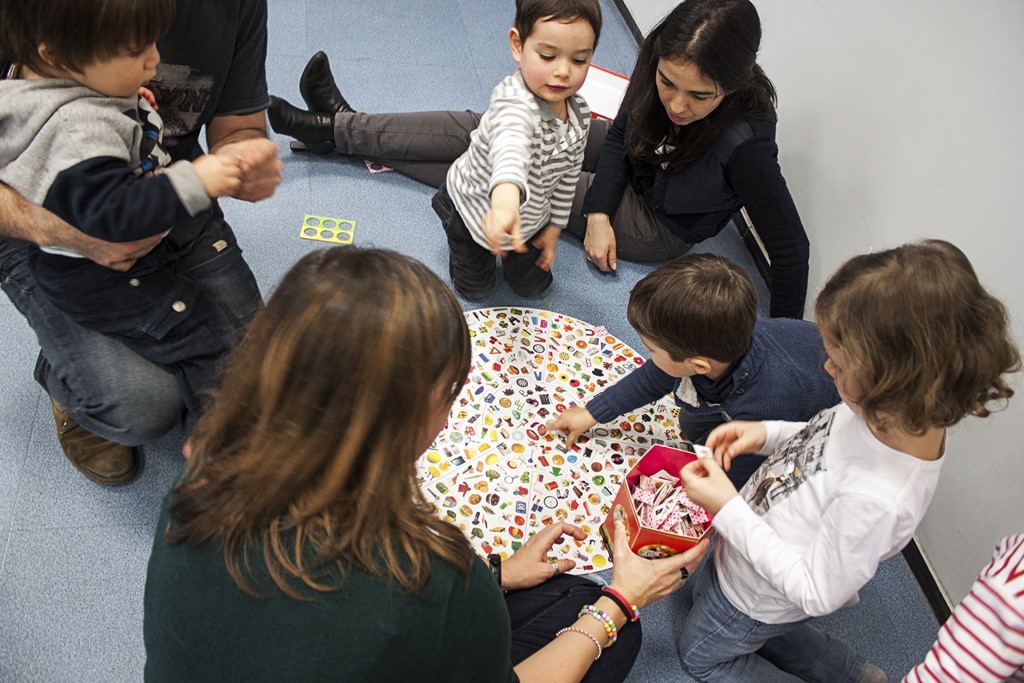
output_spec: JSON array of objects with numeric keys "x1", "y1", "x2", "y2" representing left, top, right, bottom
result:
[{"x1": 49, "y1": 398, "x2": 138, "y2": 485}]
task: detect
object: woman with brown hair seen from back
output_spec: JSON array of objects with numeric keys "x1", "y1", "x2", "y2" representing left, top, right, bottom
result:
[{"x1": 142, "y1": 246, "x2": 708, "y2": 682}]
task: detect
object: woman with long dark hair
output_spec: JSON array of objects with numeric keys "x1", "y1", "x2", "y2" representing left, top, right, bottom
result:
[{"x1": 269, "y1": 0, "x2": 808, "y2": 318}]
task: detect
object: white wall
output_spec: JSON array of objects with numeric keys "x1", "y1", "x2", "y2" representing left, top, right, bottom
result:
[
  {"x1": 621, "y1": 0, "x2": 1024, "y2": 604},
  {"x1": 620, "y1": 0, "x2": 676, "y2": 34}
]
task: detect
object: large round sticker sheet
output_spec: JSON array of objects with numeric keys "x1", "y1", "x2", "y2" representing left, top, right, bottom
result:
[{"x1": 416, "y1": 307, "x2": 684, "y2": 574}]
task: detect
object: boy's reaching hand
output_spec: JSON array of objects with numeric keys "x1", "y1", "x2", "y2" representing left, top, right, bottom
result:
[
  {"x1": 192, "y1": 153, "x2": 243, "y2": 198},
  {"x1": 483, "y1": 182, "x2": 526, "y2": 255},
  {"x1": 531, "y1": 224, "x2": 559, "y2": 271},
  {"x1": 550, "y1": 406, "x2": 597, "y2": 449},
  {"x1": 679, "y1": 459, "x2": 738, "y2": 515},
  {"x1": 705, "y1": 421, "x2": 768, "y2": 472},
  {"x1": 137, "y1": 86, "x2": 158, "y2": 110}
]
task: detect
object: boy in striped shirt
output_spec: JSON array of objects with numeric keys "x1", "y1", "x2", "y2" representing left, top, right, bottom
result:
[{"x1": 431, "y1": 0, "x2": 600, "y2": 299}]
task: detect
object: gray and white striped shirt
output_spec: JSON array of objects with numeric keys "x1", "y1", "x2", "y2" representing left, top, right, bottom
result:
[{"x1": 446, "y1": 71, "x2": 590, "y2": 249}]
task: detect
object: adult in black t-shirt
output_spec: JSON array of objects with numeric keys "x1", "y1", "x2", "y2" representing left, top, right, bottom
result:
[{"x1": 0, "y1": 0, "x2": 281, "y2": 484}]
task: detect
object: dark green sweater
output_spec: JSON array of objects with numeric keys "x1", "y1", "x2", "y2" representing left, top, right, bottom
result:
[{"x1": 144, "y1": 499, "x2": 517, "y2": 682}]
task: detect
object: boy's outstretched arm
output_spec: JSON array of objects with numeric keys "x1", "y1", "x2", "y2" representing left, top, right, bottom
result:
[{"x1": 482, "y1": 182, "x2": 525, "y2": 255}]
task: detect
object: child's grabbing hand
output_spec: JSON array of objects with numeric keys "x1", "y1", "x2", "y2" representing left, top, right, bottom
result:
[
  {"x1": 482, "y1": 182, "x2": 526, "y2": 255},
  {"x1": 679, "y1": 458, "x2": 739, "y2": 515},
  {"x1": 137, "y1": 86, "x2": 158, "y2": 109},
  {"x1": 549, "y1": 406, "x2": 597, "y2": 449},
  {"x1": 531, "y1": 224, "x2": 559, "y2": 271},
  {"x1": 705, "y1": 420, "x2": 768, "y2": 471},
  {"x1": 192, "y1": 153, "x2": 243, "y2": 198}
]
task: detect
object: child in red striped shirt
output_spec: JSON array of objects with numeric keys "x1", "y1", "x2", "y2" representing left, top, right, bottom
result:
[{"x1": 904, "y1": 533, "x2": 1024, "y2": 682}]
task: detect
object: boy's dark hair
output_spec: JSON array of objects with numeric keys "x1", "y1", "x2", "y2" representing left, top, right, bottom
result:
[
  {"x1": 514, "y1": 0, "x2": 602, "y2": 47},
  {"x1": 816, "y1": 239, "x2": 1020, "y2": 435},
  {"x1": 0, "y1": 0, "x2": 174, "y2": 76},
  {"x1": 627, "y1": 253, "x2": 757, "y2": 363}
]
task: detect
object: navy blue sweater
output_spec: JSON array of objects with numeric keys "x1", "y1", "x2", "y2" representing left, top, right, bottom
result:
[{"x1": 587, "y1": 318, "x2": 840, "y2": 444}]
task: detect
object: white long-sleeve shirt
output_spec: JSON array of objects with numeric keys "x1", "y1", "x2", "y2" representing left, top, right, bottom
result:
[
  {"x1": 446, "y1": 71, "x2": 589, "y2": 249},
  {"x1": 904, "y1": 534, "x2": 1024, "y2": 682},
  {"x1": 713, "y1": 403, "x2": 944, "y2": 624}
]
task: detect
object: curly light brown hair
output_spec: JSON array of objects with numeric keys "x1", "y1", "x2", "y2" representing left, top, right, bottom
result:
[{"x1": 816, "y1": 239, "x2": 1020, "y2": 435}]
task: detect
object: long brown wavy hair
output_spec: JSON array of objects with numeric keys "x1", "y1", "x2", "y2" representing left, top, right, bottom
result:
[
  {"x1": 621, "y1": 0, "x2": 777, "y2": 171},
  {"x1": 816, "y1": 240, "x2": 1020, "y2": 435},
  {"x1": 165, "y1": 247, "x2": 475, "y2": 598}
]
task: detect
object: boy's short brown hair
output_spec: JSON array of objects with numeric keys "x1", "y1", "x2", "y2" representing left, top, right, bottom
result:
[
  {"x1": 0, "y1": 0, "x2": 174, "y2": 76},
  {"x1": 816, "y1": 239, "x2": 1020, "y2": 434},
  {"x1": 627, "y1": 254, "x2": 758, "y2": 363},
  {"x1": 514, "y1": 0, "x2": 602, "y2": 46}
]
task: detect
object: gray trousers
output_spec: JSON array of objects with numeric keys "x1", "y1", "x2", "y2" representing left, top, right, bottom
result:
[{"x1": 332, "y1": 111, "x2": 691, "y2": 263}]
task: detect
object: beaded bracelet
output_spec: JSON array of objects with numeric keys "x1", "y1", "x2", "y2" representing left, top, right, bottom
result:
[
  {"x1": 555, "y1": 626, "x2": 602, "y2": 660},
  {"x1": 579, "y1": 605, "x2": 618, "y2": 646},
  {"x1": 601, "y1": 586, "x2": 640, "y2": 622}
]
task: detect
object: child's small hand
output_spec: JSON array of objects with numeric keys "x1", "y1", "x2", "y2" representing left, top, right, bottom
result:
[
  {"x1": 679, "y1": 459, "x2": 738, "y2": 515},
  {"x1": 549, "y1": 406, "x2": 597, "y2": 450},
  {"x1": 531, "y1": 225, "x2": 559, "y2": 271},
  {"x1": 137, "y1": 86, "x2": 158, "y2": 110},
  {"x1": 192, "y1": 153, "x2": 243, "y2": 198},
  {"x1": 482, "y1": 182, "x2": 525, "y2": 255},
  {"x1": 705, "y1": 421, "x2": 767, "y2": 471},
  {"x1": 482, "y1": 205, "x2": 523, "y2": 255}
]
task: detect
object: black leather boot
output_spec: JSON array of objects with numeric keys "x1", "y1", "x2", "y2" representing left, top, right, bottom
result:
[
  {"x1": 268, "y1": 96, "x2": 334, "y2": 154},
  {"x1": 299, "y1": 51, "x2": 354, "y2": 115}
]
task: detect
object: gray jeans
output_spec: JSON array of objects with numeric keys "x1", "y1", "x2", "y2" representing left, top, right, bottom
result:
[{"x1": 332, "y1": 112, "x2": 690, "y2": 263}]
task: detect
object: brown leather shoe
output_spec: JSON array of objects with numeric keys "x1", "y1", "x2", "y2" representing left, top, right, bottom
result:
[{"x1": 49, "y1": 398, "x2": 138, "y2": 485}]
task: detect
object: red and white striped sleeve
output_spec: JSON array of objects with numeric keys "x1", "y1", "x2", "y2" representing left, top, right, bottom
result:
[{"x1": 904, "y1": 534, "x2": 1024, "y2": 682}]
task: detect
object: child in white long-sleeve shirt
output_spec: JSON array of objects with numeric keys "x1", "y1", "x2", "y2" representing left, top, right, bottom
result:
[{"x1": 677, "y1": 239, "x2": 1020, "y2": 683}]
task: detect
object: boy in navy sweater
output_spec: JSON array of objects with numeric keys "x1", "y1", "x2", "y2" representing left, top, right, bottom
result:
[{"x1": 551, "y1": 254, "x2": 839, "y2": 487}]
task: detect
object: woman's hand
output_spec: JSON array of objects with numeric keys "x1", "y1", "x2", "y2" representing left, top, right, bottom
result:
[
  {"x1": 607, "y1": 507, "x2": 710, "y2": 610},
  {"x1": 679, "y1": 459, "x2": 738, "y2": 515},
  {"x1": 549, "y1": 407, "x2": 598, "y2": 449},
  {"x1": 704, "y1": 421, "x2": 767, "y2": 471},
  {"x1": 584, "y1": 213, "x2": 617, "y2": 271},
  {"x1": 502, "y1": 522, "x2": 586, "y2": 590}
]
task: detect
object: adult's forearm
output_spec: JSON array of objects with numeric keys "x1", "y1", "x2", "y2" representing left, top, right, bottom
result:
[
  {"x1": 0, "y1": 182, "x2": 69, "y2": 245},
  {"x1": 207, "y1": 111, "x2": 268, "y2": 152},
  {"x1": 0, "y1": 181, "x2": 162, "y2": 270}
]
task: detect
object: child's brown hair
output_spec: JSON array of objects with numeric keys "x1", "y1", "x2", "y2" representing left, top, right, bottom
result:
[
  {"x1": 514, "y1": 0, "x2": 602, "y2": 46},
  {"x1": 816, "y1": 239, "x2": 1020, "y2": 435},
  {"x1": 0, "y1": 0, "x2": 174, "y2": 76},
  {"x1": 627, "y1": 253, "x2": 758, "y2": 363}
]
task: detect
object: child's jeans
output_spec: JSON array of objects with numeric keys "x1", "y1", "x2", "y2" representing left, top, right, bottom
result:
[
  {"x1": 432, "y1": 182, "x2": 553, "y2": 300},
  {"x1": 31, "y1": 239, "x2": 240, "y2": 425},
  {"x1": 678, "y1": 554, "x2": 866, "y2": 683}
]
